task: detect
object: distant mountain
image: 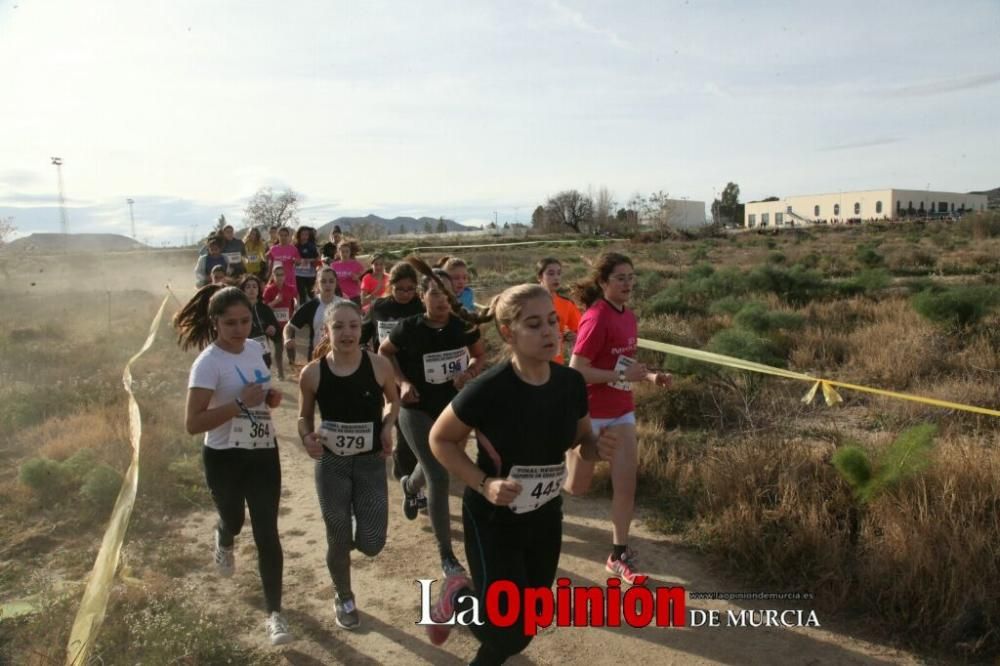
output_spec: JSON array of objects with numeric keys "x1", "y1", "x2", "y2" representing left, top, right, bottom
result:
[
  {"x1": 315, "y1": 215, "x2": 475, "y2": 238},
  {"x1": 2, "y1": 233, "x2": 147, "y2": 253},
  {"x1": 969, "y1": 187, "x2": 1000, "y2": 210}
]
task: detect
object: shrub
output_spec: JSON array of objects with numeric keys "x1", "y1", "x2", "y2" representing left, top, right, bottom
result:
[
  {"x1": 855, "y1": 243, "x2": 885, "y2": 268},
  {"x1": 746, "y1": 264, "x2": 828, "y2": 305},
  {"x1": 911, "y1": 286, "x2": 999, "y2": 327},
  {"x1": 838, "y1": 268, "x2": 892, "y2": 297},
  {"x1": 62, "y1": 448, "x2": 98, "y2": 483},
  {"x1": 79, "y1": 465, "x2": 123, "y2": 511},
  {"x1": 18, "y1": 458, "x2": 74, "y2": 502},
  {"x1": 706, "y1": 327, "x2": 786, "y2": 367},
  {"x1": 708, "y1": 296, "x2": 750, "y2": 316}
]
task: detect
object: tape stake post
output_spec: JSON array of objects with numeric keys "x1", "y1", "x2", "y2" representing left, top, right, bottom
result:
[{"x1": 65, "y1": 293, "x2": 170, "y2": 666}]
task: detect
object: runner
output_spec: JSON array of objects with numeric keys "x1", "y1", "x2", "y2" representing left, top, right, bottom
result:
[
  {"x1": 437, "y1": 256, "x2": 474, "y2": 310},
  {"x1": 267, "y1": 225, "x2": 279, "y2": 250},
  {"x1": 378, "y1": 259, "x2": 486, "y2": 577},
  {"x1": 536, "y1": 257, "x2": 581, "y2": 365},
  {"x1": 321, "y1": 225, "x2": 343, "y2": 262},
  {"x1": 175, "y1": 285, "x2": 292, "y2": 646},
  {"x1": 266, "y1": 227, "x2": 301, "y2": 291},
  {"x1": 244, "y1": 227, "x2": 268, "y2": 279},
  {"x1": 263, "y1": 265, "x2": 299, "y2": 380},
  {"x1": 240, "y1": 274, "x2": 279, "y2": 368},
  {"x1": 566, "y1": 252, "x2": 672, "y2": 584},
  {"x1": 195, "y1": 237, "x2": 228, "y2": 287},
  {"x1": 359, "y1": 253, "x2": 390, "y2": 310},
  {"x1": 294, "y1": 226, "x2": 320, "y2": 306},
  {"x1": 210, "y1": 265, "x2": 229, "y2": 285},
  {"x1": 360, "y1": 261, "x2": 424, "y2": 480},
  {"x1": 220, "y1": 224, "x2": 247, "y2": 278},
  {"x1": 331, "y1": 240, "x2": 365, "y2": 305},
  {"x1": 297, "y1": 300, "x2": 400, "y2": 630},
  {"x1": 426, "y1": 283, "x2": 619, "y2": 662},
  {"x1": 283, "y1": 266, "x2": 346, "y2": 364}
]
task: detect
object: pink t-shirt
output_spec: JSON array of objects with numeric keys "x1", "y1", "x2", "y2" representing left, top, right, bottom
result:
[
  {"x1": 266, "y1": 244, "x2": 301, "y2": 288},
  {"x1": 332, "y1": 259, "x2": 365, "y2": 299},
  {"x1": 572, "y1": 298, "x2": 638, "y2": 419}
]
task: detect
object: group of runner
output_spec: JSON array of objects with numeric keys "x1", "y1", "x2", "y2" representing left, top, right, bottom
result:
[{"x1": 177, "y1": 247, "x2": 671, "y2": 664}]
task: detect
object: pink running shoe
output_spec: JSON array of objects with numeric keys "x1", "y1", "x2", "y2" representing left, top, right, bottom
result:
[
  {"x1": 605, "y1": 548, "x2": 646, "y2": 586},
  {"x1": 426, "y1": 573, "x2": 472, "y2": 646}
]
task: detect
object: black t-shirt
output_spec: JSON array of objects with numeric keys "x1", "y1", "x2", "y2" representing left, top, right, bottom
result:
[
  {"x1": 452, "y1": 360, "x2": 588, "y2": 477},
  {"x1": 388, "y1": 314, "x2": 480, "y2": 416},
  {"x1": 362, "y1": 297, "x2": 425, "y2": 350}
]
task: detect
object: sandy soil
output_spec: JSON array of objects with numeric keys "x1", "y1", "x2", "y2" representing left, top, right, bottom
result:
[{"x1": 170, "y1": 379, "x2": 927, "y2": 666}]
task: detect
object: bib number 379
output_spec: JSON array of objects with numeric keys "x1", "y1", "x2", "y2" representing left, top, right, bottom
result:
[{"x1": 319, "y1": 421, "x2": 374, "y2": 456}]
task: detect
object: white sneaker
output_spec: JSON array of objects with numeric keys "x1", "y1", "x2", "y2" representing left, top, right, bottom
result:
[
  {"x1": 265, "y1": 611, "x2": 293, "y2": 646},
  {"x1": 214, "y1": 529, "x2": 234, "y2": 577}
]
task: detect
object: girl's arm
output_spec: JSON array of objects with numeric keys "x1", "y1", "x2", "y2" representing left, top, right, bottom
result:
[
  {"x1": 296, "y1": 362, "x2": 323, "y2": 459},
  {"x1": 429, "y1": 405, "x2": 520, "y2": 506}
]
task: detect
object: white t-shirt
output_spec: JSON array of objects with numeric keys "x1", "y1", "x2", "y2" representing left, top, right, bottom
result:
[{"x1": 188, "y1": 339, "x2": 273, "y2": 450}]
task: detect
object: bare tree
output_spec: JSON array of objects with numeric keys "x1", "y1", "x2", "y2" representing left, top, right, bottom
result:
[
  {"x1": 530, "y1": 205, "x2": 547, "y2": 232},
  {"x1": 592, "y1": 186, "x2": 615, "y2": 233},
  {"x1": 544, "y1": 189, "x2": 593, "y2": 233},
  {"x1": 243, "y1": 188, "x2": 300, "y2": 230},
  {"x1": 644, "y1": 190, "x2": 675, "y2": 238}
]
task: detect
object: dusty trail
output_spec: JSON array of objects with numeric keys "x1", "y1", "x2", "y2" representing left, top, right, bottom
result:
[{"x1": 173, "y1": 379, "x2": 924, "y2": 666}]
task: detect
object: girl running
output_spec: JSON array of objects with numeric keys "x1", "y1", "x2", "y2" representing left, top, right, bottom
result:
[
  {"x1": 536, "y1": 257, "x2": 581, "y2": 365},
  {"x1": 361, "y1": 262, "x2": 424, "y2": 480},
  {"x1": 244, "y1": 227, "x2": 268, "y2": 279},
  {"x1": 378, "y1": 259, "x2": 486, "y2": 577},
  {"x1": 331, "y1": 241, "x2": 365, "y2": 305},
  {"x1": 359, "y1": 253, "x2": 390, "y2": 310},
  {"x1": 283, "y1": 266, "x2": 346, "y2": 364},
  {"x1": 266, "y1": 227, "x2": 300, "y2": 291},
  {"x1": 298, "y1": 301, "x2": 400, "y2": 630},
  {"x1": 294, "y1": 226, "x2": 320, "y2": 306},
  {"x1": 438, "y1": 256, "x2": 474, "y2": 310},
  {"x1": 240, "y1": 274, "x2": 279, "y2": 368},
  {"x1": 427, "y1": 284, "x2": 619, "y2": 662},
  {"x1": 566, "y1": 252, "x2": 671, "y2": 584},
  {"x1": 263, "y1": 266, "x2": 298, "y2": 380},
  {"x1": 176, "y1": 285, "x2": 292, "y2": 646}
]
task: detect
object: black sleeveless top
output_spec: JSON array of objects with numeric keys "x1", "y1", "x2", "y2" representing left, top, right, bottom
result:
[{"x1": 317, "y1": 351, "x2": 384, "y2": 456}]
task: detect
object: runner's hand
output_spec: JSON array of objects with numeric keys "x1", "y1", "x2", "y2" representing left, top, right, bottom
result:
[
  {"x1": 302, "y1": 432, "x2": 323, "y2": 460},
  {"x1": 596, "y1": 427, "x2": 620, "y2": 462},
  {"x1": 265, "y1": 388, "x2": 282, "y2": 408},
  {"x1": 240, "y1": 382, "x2": 266, "y2": 407},
  {"x1": 400, "y1": 381, "x2": 420, "y2": 404},
  {"x1": 624, "y1": 361, "x2": 649, "y2": 382},
  {"x1": 452, "y1": 371, "x2": 473, "y2": 390},
  {"x1": 484, "y1": 478, "x2": 522, "y2": 506}
]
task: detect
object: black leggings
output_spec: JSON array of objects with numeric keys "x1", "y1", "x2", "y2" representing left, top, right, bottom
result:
[
  {"x1": 391, "y1": 422, "x2": 417, "y2": 480},
  {"x1": 315, "y1": 452, "x2": 388, "y2": 596},
  {"x1": 296, "y1": 275, "x2": 315, "y2": 306},
  {"x1": 203, "y1": 446, "x2": 284, "y2": 613},
  {"x1": 460, "y1": 494, "x2": 563, "y2": 666}
]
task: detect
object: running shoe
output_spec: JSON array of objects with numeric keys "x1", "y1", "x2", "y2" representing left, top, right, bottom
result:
[
  {"x1": 334, "y1": 593, "x2": 360, "y2": 630},
  {"x1": 426, "y1": 572, "x2": 472, "y2": 646},
  {"x1": 605, "y1": 548, "x2": 645, "y2": 586},
  {"x1": 400, "y1": 475, "x2": 419, "y2": 521},
  {"x1": 441, "y1": 554, "x2": 466, "y2": 578},
  {"x1": 416, "y1": 488, "x2": 428, "y2": 513},
  {"x1": 265, "y1": 611, "x2": 293, "y2": 646},
  {"x1": 214, "y1": 529, "x2": 234, "y2": 578}
]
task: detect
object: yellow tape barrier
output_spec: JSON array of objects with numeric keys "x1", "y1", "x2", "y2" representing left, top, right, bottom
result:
[
  {"x1": 65, "y1": 293, "x2": 172, "y2": 666},
  {"x1": 637, "y1": 337, "x2": 1000, "y2": 418},
  {"x1": 407, "y1": 238, "x2": 624, "y2": 253}
]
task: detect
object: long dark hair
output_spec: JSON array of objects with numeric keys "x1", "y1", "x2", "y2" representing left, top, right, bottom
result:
[
  {"x1": 572, "y1": 252, "x2": 633, "y2": 308},
  {"x1": 404, "y1": 255, "x2": 493, "y2": 330},
  {"x1": 173, "y1": 285, "x2": 252, "y2": 351}
]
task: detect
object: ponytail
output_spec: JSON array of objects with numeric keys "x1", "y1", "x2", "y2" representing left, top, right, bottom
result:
[
  {"x1": 571, "y1": 252, "x2": 633, "y2": 308},
  {"x1": 404, "y1": 255, "x2": 494, "y2": 331},
  {"x1": 173, "y1": 285, "x2": 251, "y2": 351}
]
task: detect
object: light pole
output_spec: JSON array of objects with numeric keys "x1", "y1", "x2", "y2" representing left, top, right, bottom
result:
[
  {"x1": 51, "y1": 157, "x2": 68, "y2": 234},
  {"x1": 126, "y1": 198, "x2": 136, "y2": 239}
]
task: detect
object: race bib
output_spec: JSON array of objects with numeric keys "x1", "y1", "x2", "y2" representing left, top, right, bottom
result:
[
  {"x1": 377, "y1": 320, "x2": 396, "y2": 344},
  {"x1": 226, "y1": 409, "x2": 277, "y2": 449},
  {"x1": 273, "y1": 307, "x2": 289, "y2": 323},
  {"x1": 508, "y1": 463, "x2": 567, "y2": 514},
  {"x1": 610, "y1": 355, "x2": 636, "y2": 392},
  {"x1": 319, "y1": 421, "x2": 374, "y2": 456},
  {"x1": 224, "y1": 252, "x2": 243, "y2": 265},
  {"x1": 247, "y1": 254, "x2": 259, "y2": 263},
  {"x1": 422, "y1": 348, "x2": 469, "y2": 385}
]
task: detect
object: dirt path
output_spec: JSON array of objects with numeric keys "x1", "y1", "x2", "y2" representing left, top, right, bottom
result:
[{"x1": 174, "y1": 380, "x2": 925, "y2": 666}]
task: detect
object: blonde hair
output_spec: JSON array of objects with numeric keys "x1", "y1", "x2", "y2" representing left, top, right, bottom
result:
[{"x1": 486, "y1": 284, "x2": 551, "y2": 340}]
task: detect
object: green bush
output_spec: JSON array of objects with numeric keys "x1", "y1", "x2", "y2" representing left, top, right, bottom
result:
[
  {"x1": 732, "y1": 303, "x2": 804, "y2": 334},
  {"x1": 706, "y1": 328, "x2": 786, "y2": 367},
  {"x1": 855, "y1": 243, "x2": 885, "y2": 268},
  {"x1": 746, "y1": 264, "x2": 828, "y2": 305},
  {"x1": 62, "y1": 448, "x2": 98, "y2": 483},
  {"x1": 18, "y1": 458, "x2": 74, "y2": 501},
  {"x1": 708, "y1": 296, "x2": 751, "y2": 316},
  {"x1": 767, "y1": 251, "x2": 787, "y2": 265},
  {"x1": 79, "y1": 465, "x2": 123, "y2": 511},
  {"x1": 911, "y1": 286, "x2": 999, "y2": 327},
  {"x1": 838, "y1": 268, "x2": 892, "y2": 297}
]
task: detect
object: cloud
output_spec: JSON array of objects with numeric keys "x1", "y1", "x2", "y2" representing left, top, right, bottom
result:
[
  {"x1": 548, "y1": 0, "x2": 635, "y2": 52},
  {"x1": 878, "y1": 71, "x2": 1000, "y2": 98},
  {"x1": 820, "y1": 137, "x2": 903, "y2": 152}
]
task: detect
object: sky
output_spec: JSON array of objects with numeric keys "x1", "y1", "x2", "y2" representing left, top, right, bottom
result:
[{"x1": 1, "y1": 0, "x2": 998, "y2": 244}]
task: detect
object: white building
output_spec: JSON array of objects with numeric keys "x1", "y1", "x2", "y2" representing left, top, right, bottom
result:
[
  {"x1": 666, "y1": 199, "x2": 707, "y2": 229},
  {"x1": 744, "y1": 189, "x2": 988, "y2": 228}
]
